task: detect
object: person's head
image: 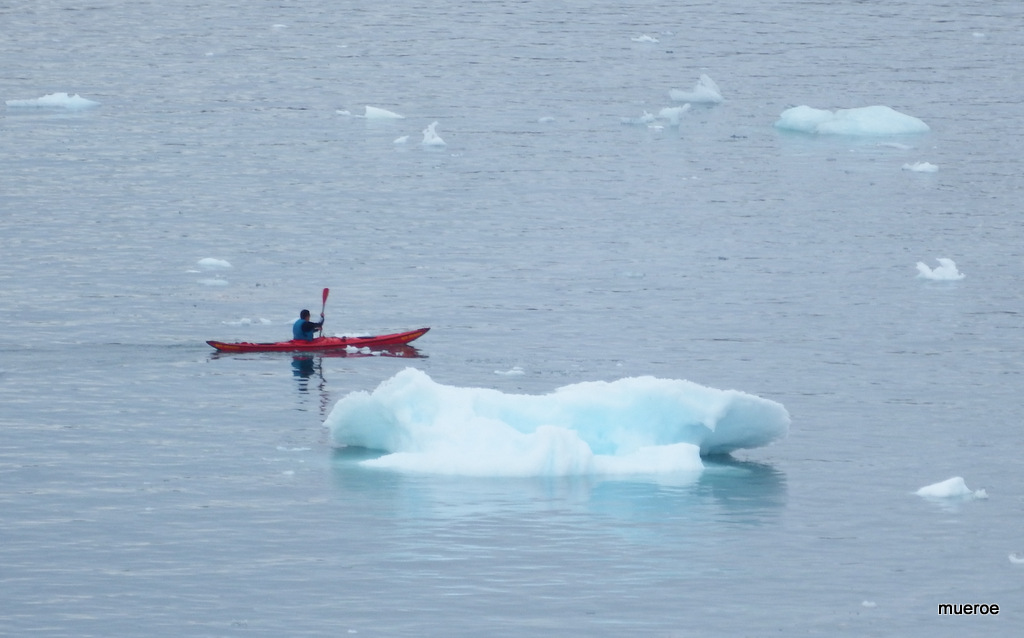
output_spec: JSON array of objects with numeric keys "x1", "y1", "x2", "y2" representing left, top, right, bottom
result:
[{"x1": 300, "y1": 309, "x2": 311, "y2": 320}]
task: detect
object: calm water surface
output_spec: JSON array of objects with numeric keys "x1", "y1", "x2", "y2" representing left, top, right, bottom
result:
[{"x1": 2, "y1": 1, "x2": 1023, "y2": 635}]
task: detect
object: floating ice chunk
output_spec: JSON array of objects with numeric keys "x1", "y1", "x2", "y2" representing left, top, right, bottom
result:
[
  {"x1": 6, "y1": 92, "x2": 100, "y2": 109},
  {"x1": 915, "y1": 476, "x2": 987, "y2": 499},
  {"x1": 421, "y1": 121, "x2": 446, "y2": 146},
  {"x1": 364, "y1": 105, "x2": 404, "y2": 119},
  {"x1": 775, "y1": 105, "x2": 930, "y2": 135},
  {"x1": 878, "y1": 142, "x2": 913, "y2": 150},
  {"x1": 902, "y1": 162, "x2": 938, "y2": 173},
  {"x1": 862, "y1": 601, "x2": 877, "y2": 608},
  {"x1": 631, "y1": 34, "x2": 659, "y2": 43},
  {"x1": 495, "y1": 366, "x2": 525, "y2": 376},
  {"x1": 916, "y1": 258, "x2": 965, "y2": 281},
  {"x1": 198, "y1": 278, "x2": 229, "y2": 286},
  {"x1": 537, "y1": 116, "x2": 556, "y2": 123},
  {"x1": 669, "y1": 74, "x2": 723, "y2": 104},
  {"x1": 620, "y1": 110, "x2": 657, "y2": 125},
  {"x1": 621, "y1": 106, "x2": 689, "y2": 127},
  {"x1": 658, "y1": 104, "x2": 691, "y2": 126},
  {"x1": 1009, "y1": 553, "x2": 1024, "y2": 564},
  {"x1": 223, "y1": 317, "x2": 271, "y2": 326},
  {"x1": 325, "y1": 368, "x2": 790, "y2": 476},
  {"x1": 197, "y1": 257, "x2": 232, "y2": 270},
  {"x1": 393, "y1": 135, "x2": 409, "y2": 144}
]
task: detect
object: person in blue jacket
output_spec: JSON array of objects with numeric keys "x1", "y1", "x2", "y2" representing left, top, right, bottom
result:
[{"x1": 292, "y1": 309, "x2": 324, "y2": 341}]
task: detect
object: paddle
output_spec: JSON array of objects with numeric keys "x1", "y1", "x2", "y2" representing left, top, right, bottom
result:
[{"x1": 319, "y1": 287, "x2": 329, "y2": 336}]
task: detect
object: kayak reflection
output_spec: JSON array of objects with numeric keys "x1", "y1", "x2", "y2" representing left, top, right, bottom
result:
[
  {"x1": 291, "y1": 345, "x2": 425, "y2": 391},
  {"x1": 207, "y1": 345, "x2": 425, "y2": 414},
  {"x1": 312, "y1": 344, "x2": 425, "y2": 359},
  {"x1": 292, "y1": 355, "x2": 318, "y2": 380},
  {"x1": 209, "y1": 344, "x2": 425, "y2": 362},
  {"x1": 291, "y1": 346, "x2": 425, "y2": 414},
  {"x1": 291, "y1": 354, "x2": 328, "y2": 414}
]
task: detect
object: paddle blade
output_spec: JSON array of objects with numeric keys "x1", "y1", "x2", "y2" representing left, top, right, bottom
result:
[{"x1": 322, "y1": 287, "x2": 330, "y2": 303}]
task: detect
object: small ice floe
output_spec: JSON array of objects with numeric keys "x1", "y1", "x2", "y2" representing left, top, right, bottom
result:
[
  {"x1": 631, "y1": 34, "x2": 659, "y2": 43},
  {"x1": 669, "y1": 74, "x2": 723, "y2": 104},
  {"x1": 620, "y1": 110, "x2": 657, "y2": 125},
  {"x1": 916, "y1": 258, "x2": 965, "y2": 281},
  {"x1": 878, "y1": 142, "x2": 913, "y2": 150},
  {"x1": 337, "y1": 106, "x2": 405, "y2": 119},
  {"x1": 537, "y1": 116, "x2": 556, "y2": 123},
  {"x1": 862, "y1": 601, "x2": 877, "y2": 608},
  {"x1": 393, "y1": 135, "x2": 409, "y2": 145},
  {"x1": 775, "y1": 105, "x2": 929, "y2": 135},
  {"x1": 658, "y1": 104, "x2": 691, "y2": 126},
  {"x1": 915, "y1": 476, "x2": 987, "y2": 500},
  {"x1": 6, "y1": 92, "x2": 100, "y2": 109},
  {"x1": 1009, "y1": 553, "x2": 1024, "y2": 564},
  {"x1": 421, "y1": 121, "x2": 446, "y2": 146},
  {"x1": 223, "y1": 317, "x2": 271, "y2": 326},
  {"x1": 495, "y1": 366, "x2": 525, "y2": 376},
  {"x1": 902, "y1": 162, "x2": 938, "y2": 173},
  {"x1": 197, "y1": 257, "x2": 232, "y2": 270},
  {"x1": 622, "y1": 105, "x2": 691, "y2": 127},
  {"x1": 198, "y1": 278, "x2": 229, "y2": 286},
  {"x1": 363, "y1": 105, "x2": 404, "y2": 120}
]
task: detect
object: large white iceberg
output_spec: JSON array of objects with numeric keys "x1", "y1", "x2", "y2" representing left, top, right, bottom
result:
[
  {"x1": 324, "y1": 368, "x2": 790, "y2": 476},
  {"x1": 774, "y1": 105, "x2": 929, "y2": 135}
]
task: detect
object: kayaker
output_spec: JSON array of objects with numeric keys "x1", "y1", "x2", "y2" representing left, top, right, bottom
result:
[{"x1": 292, "y1": 309, "x2": 324, "y2": 341}]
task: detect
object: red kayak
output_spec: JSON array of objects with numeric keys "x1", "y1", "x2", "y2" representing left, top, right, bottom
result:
[{"x1": 207, "y1": 327, "x2": 429, "y2": 353}]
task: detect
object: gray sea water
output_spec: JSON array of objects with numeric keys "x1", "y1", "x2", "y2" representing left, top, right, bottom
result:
[{"x1": 2, "y1": 1, "x2": 1023, "y2": 635}]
